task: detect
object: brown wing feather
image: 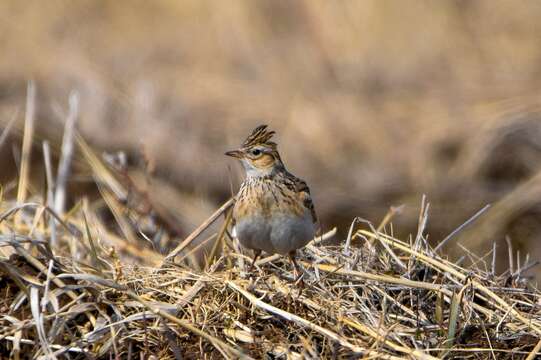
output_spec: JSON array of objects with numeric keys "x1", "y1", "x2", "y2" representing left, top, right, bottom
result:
[{"x1": 284, "y1": 172, "x2": 318, "y2": 224}]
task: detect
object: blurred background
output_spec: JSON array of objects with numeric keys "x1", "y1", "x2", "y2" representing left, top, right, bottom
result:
[{"x1": 1, "y1": 1, "x2": 541, "y2": 279}]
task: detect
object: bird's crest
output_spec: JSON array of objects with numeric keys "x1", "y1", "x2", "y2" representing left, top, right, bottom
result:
[{"x1": 242, "y1": 125, "x2": 277, "y2": 148}]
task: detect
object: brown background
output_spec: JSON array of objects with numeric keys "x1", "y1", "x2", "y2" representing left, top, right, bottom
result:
[{"x1": 1, "y1": 1, "x2": 541, "y2": 279}]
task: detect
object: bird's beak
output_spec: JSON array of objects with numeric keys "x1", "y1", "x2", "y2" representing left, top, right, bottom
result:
[{"x1": 225, "y1": 149, "x2": 243, "y2": 159}]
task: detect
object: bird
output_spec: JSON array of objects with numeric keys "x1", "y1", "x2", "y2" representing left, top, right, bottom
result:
[{"x1": 225, "y1": 125, "x2": 317, "y2": 280}]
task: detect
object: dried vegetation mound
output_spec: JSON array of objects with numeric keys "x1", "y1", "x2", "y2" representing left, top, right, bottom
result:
[{"x1": 1, "y1": 197, "x2": 540, "y2": 359}]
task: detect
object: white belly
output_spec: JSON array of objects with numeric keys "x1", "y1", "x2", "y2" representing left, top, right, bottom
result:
[{"x1": 235, "y1": 211, "x2": 315, "y2": 255}]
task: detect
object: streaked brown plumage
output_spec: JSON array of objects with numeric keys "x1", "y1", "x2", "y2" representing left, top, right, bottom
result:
[{"x1": 225, "y1": 125, "x2": 317, "y2": 279}]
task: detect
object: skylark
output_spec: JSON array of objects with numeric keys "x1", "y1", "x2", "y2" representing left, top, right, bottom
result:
[{"x1": 225, "y1": 125, "x2": 317, "y2": 279}]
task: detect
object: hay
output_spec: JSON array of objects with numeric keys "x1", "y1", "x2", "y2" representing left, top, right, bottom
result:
[
  {"x1": 0, "y1": 127, "x2": 540, "y2": 359},
  {"x1": 1, "y1": 196, "x2": 540, "y2": 359}
]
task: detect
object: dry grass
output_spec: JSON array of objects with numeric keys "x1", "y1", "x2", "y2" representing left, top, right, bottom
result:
[
  {"x1": 1, "y1": 193, "x2": 540, "y2": 358},
  {"x1": 0, "y1": 117, "x2": 540, "y2": 358},
  {"x1": 1, "y1": 3, "x2": 541, "y2": 357},
  {"x1": 2, "y1": 1, "x2": 541, "y2": 279}
]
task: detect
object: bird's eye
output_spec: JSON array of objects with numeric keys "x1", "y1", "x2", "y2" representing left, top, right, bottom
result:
[{"x1": 251, "y1": 149, "x2": 262, "y2": 156}]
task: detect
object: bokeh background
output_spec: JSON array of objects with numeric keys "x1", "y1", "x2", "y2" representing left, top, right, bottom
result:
[{"x1": 1, "y1": 1, "x2": 541, "y2": 279}]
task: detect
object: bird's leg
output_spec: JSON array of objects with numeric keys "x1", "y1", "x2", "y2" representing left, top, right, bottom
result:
[
  {"x1": 248, "y1": 250, "x2": 262, "y2": 273},
  {"x1": 288, "y1": 251, "x2": 304, "y2": 286}
]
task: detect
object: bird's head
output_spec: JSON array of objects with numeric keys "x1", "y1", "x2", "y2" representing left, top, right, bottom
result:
[{"x1": 225, "y1": 125, "x2": 284, "y2": 177}]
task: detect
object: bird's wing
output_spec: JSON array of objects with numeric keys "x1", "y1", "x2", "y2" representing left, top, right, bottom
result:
[{"x1": 284, "y1": 172, "x2": 318, "y2": 224}]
